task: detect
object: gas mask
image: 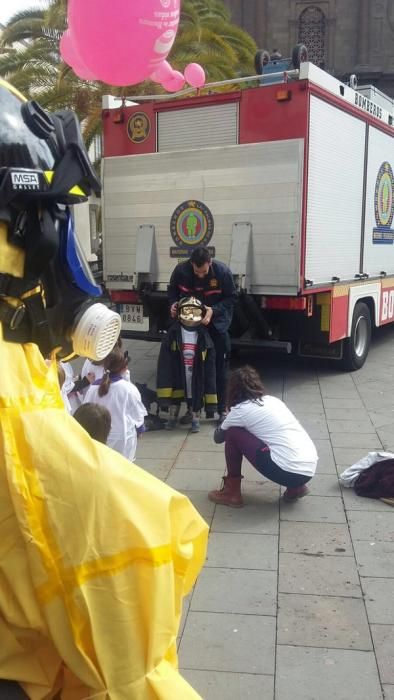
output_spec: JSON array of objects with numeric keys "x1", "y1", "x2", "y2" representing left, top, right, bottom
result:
[
  {"x1": 0, "y1": 79, "x2": 120, "y2": 360},
  {"x1": 177, "y1": 296, "x2": 206, "y2": 328}
]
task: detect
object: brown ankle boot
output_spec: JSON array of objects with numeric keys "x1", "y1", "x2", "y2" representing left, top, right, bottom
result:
[
  {"x1": 283, "y1": 484, "x2": 309, "y2": 502},
  {"x1": 208, "y1": 476, "x2": 243, "y2": 508}
]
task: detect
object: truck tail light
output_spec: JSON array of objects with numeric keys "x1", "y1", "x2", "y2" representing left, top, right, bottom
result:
[
  {"x1": 276, "y1": 89, "x2": 292, "y2": 101},
  {"x1": 261, "y1": 296, "x2": 306, "y2": 311},
  {"x1": 109, "y1": 290, "x2": 141, "y2": 303}
]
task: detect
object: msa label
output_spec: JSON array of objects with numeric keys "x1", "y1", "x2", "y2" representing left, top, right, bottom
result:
[{"x1": 11, "y1": 172, "x2": 40, "y2": 189}]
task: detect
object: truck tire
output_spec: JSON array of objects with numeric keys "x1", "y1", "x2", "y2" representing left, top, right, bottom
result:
[
  {"x1": 254, "y1": 50, "x2": 270, "y2": 75},
  {"x1": 292, "y1": 43, "x2": 308, "y2": 69},
  {"x1": 342, "y1": 302, "x2": 371, "y2": 371}
]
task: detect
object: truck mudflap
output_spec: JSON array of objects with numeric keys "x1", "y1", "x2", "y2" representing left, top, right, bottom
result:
[{"x1": 232, "y1": 337, "x2": 292, "y2": 353}]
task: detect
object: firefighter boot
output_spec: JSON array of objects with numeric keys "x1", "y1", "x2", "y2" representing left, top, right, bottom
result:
[
  {"x1": 191, "y1": 411, "x2": 200, "y2": 433},
  {"x1": 208, "y1": 476, "x2": 244, "y2": 508}
]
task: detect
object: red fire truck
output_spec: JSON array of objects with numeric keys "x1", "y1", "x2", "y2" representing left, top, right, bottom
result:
[{"x1": 101, "y1": 60, "x2": 394, "y2": 369}]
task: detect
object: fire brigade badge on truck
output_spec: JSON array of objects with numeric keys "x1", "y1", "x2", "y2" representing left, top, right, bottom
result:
[
  {"x1": 127, "y1": 112, "x2": 151, "y2": 144},
  {"x1": 373, "y1": 161, "x2": 394, "y2": 244},
  {"x1": 170, "y1": 199, "x2": 215, "y2": 258}
]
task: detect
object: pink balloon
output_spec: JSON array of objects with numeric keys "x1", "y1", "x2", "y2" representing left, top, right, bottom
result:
[
  {"x1": 184, "y1": 63, "x2": 206, "y2": 89},
  {"x1": 67, "y1": 0, "x2": 181, "y2": 86},
  {"x1": 161, "y1": 70, "x2": 185, "y2": 93},
  {"x1": 150, "y1": 60, "x2": 173, "y2": 83},
  {"x1": 60, "y1": 31, "x2": 97, "y2": 80}
]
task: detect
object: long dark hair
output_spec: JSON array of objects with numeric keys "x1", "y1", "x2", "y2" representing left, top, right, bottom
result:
[
  {"x1": 227, "y1": 365, "x2": 266, "y2": 408},
  {"x1": 98, "y1": 347, "x2": 128, "y2": 397}
]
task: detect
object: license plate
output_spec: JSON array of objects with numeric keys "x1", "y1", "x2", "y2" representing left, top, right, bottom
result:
[{"x1": 119, "y1": 304, "x2": 149, "y2": 331}]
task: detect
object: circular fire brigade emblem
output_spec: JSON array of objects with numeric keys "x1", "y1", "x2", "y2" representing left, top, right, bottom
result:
[
  {"x1": 170, "y1": 200, "x2": 214, "y2": 248},
  {"x1": 374, "y1": 161, "x2": 394, "y2": 228},
  {"x1": 127, "y1": 112, "x2": 151, "y2": 144}
]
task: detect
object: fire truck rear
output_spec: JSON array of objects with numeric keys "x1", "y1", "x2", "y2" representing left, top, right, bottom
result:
[{"x1": 101, "y1": 60, "x2": 394, "y2": 369}]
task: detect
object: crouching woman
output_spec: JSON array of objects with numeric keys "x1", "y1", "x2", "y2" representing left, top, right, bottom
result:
[{"x1": 208, "y1": 366, "x2": 318, "y2": 507}]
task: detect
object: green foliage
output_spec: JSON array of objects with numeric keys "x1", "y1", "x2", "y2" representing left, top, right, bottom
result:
[{"x1": 0, "y1": 0, "x2": 257, "y2": 144}]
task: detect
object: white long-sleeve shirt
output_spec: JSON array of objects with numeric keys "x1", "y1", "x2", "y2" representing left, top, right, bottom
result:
[
  {"x1": 84, "y1": 378, "x2": 147, "y2": 461},
  {"x1": 221, "y1": 395, "x2": 318, "y2": 477}
]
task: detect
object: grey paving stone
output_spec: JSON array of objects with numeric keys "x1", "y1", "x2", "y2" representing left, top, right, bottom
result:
[
  {"x1": 333, "y1": 446, "x2": 379, "y2": 466},
  {"x1": 328, "y1": 419, "x2": 374, "y2": 433},
  {"x1": 191, "y1": 567, "x2": 277, "y2": 615},
  {"x1": 330, "y1": 433, "x2": 382, "y2": 448},
  {"x1": 323, "y1": 397, "x2": 365, "y2": 409},
  {"x1": 376, "y1": 428, "x2": 394, "y2": 451},
  {"x1": 348, "y1": 511, "x2": 394, "y2": 541},
  {"x1": 275, "y1": 646, "x2": 383, "y2": 700},
  {"x1": 181, "y1": 434, "x2": 224, "y2": 452},
  {"x1": 313, "y1": 438, "x2": 335, "y2": 460},
  {"x1": 285, "y1": 399, "x2": 324, "y2": 414},
  {"x1": 279, "y1": 552, "x2": 361, "y2": 597},
  {"x1": 360, "y1": 395, "x2": 394, "y2": 410},
  {"x1": 136, "y1": 438, "x2": 185, "y2": 459},
  {"x1": 279, "y1": 521, "x2": 353, "y2": 557},
  {"x1": 307, "y1": 474, "x2": 340, "y2": 496},
  {"x1": 369, "y1": 413, "x2": 394, "y2": 429},
  {"x1": 383, "y1": 685, "x2": 394, "y2": 700},
  {"x1": 181, "y1": 669, "x2": 274, "y2": 700},
  {"x1": 362, "y1": 578, "x2": 394, "y2": 624},
  {"x1": 211, "y1": 501, "x2": 279, "y2": 535},
  {"x1": 174, "y1": 450, "x2": 226, "y2": 470},
  {"x1": 277, "y1": 593, "x2": 372, "y2": 649},
  {"x1": 325, "y1": 407, "x2": 371, "y2": 421},
  {"x1": 313, "y1": 439, "x2": 336, "y2": 473},
  {"x1": 319, "y1": 386, "x2": 360, "y2": 398},
  {"x1": 242, "y1": 477, "x2": 281, "y2": 502},
  {"x1": 284, "y1": 387, "x2": 322, "y2": 400},
  {"x1": 301, "y1": 423, "x2": 330, "y2": 440},
  {"x1": 316, "y1": 459, "x2": 338, "y2": 475},
  {"x1": 354, "y1": 541, "x2": 394, "y2": 577},
  {"x1": 341, "y1": 487, "x2": 392, "y2": 512},
  {"x1": 206, "y1": 532, "x2": 278, "y2": 570},
  {"x1": 371, "y1": 625, "x2": 394, "y2": 684},
  {"x1": 280, "y1": 495, "x2": 347, "y2": 523},
  {"x1": 179, "y1": 611, "x2": 276, "y2": 674},
  {"x1": 134, "y1": 458, "x2": 173, "y2": 480},
  {"x1": 166, "y1": 468, "x2": 223, "y2": 491}
]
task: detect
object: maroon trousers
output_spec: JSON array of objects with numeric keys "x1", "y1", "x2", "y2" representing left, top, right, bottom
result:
[{"x1": 224, "y1": 427, "x2": 311, "y2": 488}]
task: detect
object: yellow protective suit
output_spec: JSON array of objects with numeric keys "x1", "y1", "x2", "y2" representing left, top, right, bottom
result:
[{"x1": 0, "y1": 223, "x2": 208, "y2": 699}]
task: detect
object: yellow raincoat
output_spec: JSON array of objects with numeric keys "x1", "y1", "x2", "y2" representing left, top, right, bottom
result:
[{"x1": 0, "y1": 223, "x2": 208, "y2": 699}]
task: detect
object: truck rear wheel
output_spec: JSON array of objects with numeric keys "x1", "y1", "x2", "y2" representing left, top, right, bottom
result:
[{"x1": 342, "y1": 302, "x2": 371, "y2": 370}]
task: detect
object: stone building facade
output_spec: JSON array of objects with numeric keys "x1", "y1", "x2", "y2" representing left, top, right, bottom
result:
[{"x1": 223, "y1": 0, "x2": 394, "y2": 97}]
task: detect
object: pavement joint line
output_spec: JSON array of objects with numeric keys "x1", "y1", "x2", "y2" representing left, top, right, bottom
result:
[
  {"x1": 204, "y1": 566, "x2": 277, "y2": 572},
  {"x1": 181, "y1": 668, "x2": 275, "y2": 676},
  {"x1": 190, "y1": 609, "x2": 277, "y2": 617},
  {"x1": 277, "y1": 592, "x2": 363, "y2": 599},
  {"x1": 275, "y1": 643, "x2": 379, "y2": 652}
]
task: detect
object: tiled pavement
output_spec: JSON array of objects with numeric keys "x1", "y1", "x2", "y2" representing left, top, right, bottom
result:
[{"x1": 122, "y1": 329, "x2": 394, "y2": 700}]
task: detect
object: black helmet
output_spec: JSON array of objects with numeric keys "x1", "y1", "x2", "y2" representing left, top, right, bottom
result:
[{"x1": 0, "y1": 78, "x2": 100, "y2": 211}]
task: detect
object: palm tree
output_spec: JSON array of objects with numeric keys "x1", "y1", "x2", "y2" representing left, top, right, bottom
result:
[{"x1": 0, "y1": 0, "x2": 256, "y2": 145}]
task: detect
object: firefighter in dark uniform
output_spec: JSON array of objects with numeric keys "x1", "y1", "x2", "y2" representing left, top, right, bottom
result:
[{"x1": 168, "y1": 246, "x2": 237, "y2": 423}]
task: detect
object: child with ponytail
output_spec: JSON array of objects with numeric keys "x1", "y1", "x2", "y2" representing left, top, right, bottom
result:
[{"x1": 83, "y1": 347, "x2": 146, "y2": 461}]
